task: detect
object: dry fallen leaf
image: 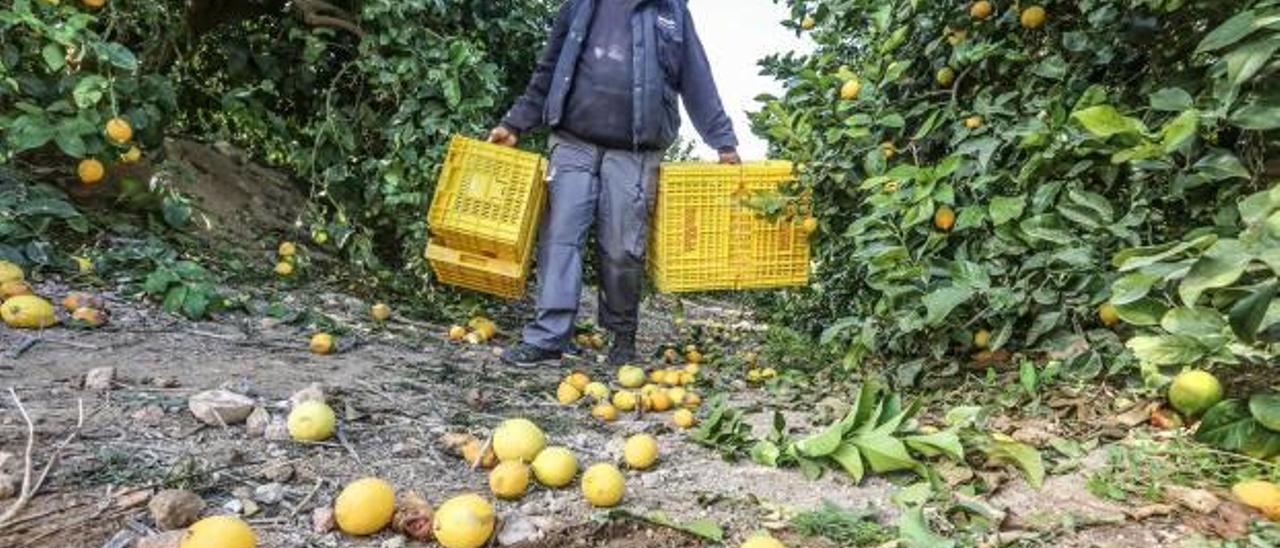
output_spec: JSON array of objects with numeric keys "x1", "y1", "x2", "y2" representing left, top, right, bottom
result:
[{"x1": 393, "y1": 490, "x2": 434, "y2": 541}]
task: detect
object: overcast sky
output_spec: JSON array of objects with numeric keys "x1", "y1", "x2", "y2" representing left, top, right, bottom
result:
[{"x1": 679, "y1": 0, "x2": 813, "y2": 160}]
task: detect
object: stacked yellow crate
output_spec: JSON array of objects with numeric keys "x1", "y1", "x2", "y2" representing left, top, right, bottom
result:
[
  {"x1": 425, "y1": 136, "x2": 547, "y2": 299},
  {"x1": 649, "y1": 161, "x2": 810, "y2": 293}
]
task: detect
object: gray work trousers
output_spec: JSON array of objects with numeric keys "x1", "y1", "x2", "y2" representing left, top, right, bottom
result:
[{"x1": 523, "y1": 132, "x2": 663, "y2": 351}]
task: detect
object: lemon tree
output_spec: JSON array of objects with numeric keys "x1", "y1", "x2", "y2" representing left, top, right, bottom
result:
[{"x1": 757, "y1": 0, "x2": 1280, "y2": 377}]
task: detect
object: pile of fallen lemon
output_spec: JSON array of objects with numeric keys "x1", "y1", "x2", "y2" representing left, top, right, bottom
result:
[
  {"x1": 0, "y1": 261, "x2": 108, "y2": 330},
  {"x1": 445, "y1": 316, "x2": 499, "y2": 345},
  {"x1": 556, "y1": 345, "x2": 706, "y2": 430}
]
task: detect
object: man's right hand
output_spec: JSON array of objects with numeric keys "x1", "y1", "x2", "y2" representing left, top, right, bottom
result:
[{"x1": 488, "y1": 126, "x2": 518, "y2": 147}]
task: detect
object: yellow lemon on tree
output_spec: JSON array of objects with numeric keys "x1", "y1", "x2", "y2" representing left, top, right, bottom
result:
[
  {"x1": 617, "y1": 365, "x2": 646, "y2": 388},
  {"x1": 105, "y1": 117, "x2": 133, "y2": 144},
  {"x1": 973, "y1": 329, "x2": 991, "y2": 349},
  {"x1": 371, "y1": 303, "x2": 391, "y2": 322},
  {"x1": 274, "y1": 261, "x2": 294, "y2": 276},
  {"x1": 964, "y1": 115, "x2": 984, "y2": 129},
  {"x1": 880, "y1": 141, "x2": 897, "y2": 160},
  {"x1": 180, "y1": 515, "x2": 256, "y2": 548},
  {"x1": 592, "y1": 403, "x2": 620, "y2": 422},
  {"x1": 623, "y1": 434, "x2": 659, "y2": 470},
  {"x1": 488, "y1": 461, "x2": 530, "y2": 500},
  {"x1": 1099, "y1": 302, "x2": 1121, "y2": 327},
  {"x1": 557, "y1": 382, "x2": 583, "y2": 405},
  {"x1": 81, "y1": 0, "x2": 106, "y2": 8},
  {"x1": 934, "y1": 205, "x2": 956, "y2": 231},
  {"x1": 673, "y1": 409, "x2": 696, "y2": 429},
  {"x1": 310, "y1": 333, "x2": 335, "y2": 355},
  {"x1": 433, "y1": 493, "x2": 496, "y2": 548},
  {"x1": 584, "y1": 382, "x2": 610, "y2": 401},
  {"x1": 333, "y1": 477, "x2": 395, "y2": 536},
  {"x1": 566, "y1": 371, "x2": 591, "y2": 392},
  {"x1": 492, "y1": 418, "x2": 546, "y2": 463},
  {"x1": 741, "y1": 533, "x2": 787, "y2": 548},
  {"x1": 970, "y1": 0, "x2": 993, "y2": 20},
  {"x1": 1168, "y1": 369, "x2": 1224, "y2": 417},
  {"x1": 581, "y1": 463, "x2": 625, "y2": 508},
  {"x1": 936, "y1": 67, "x2": 956, "y2": 87},
  {"x1": 2, "y1": 295, "x2": 57, "y2": 329},
  {"x1": 78, "y1": 158, "x2": 105, "y2": 185},
  {"x1": 278, "y1": 241, "x2": 297, "y2": 257},
  {"x1": 287, "y1": 400, "x2": 336, "y2": 442},
  {"x1": 0, "y1": 261, "x2": 22, "y2": 284},
  {"x1": 120, "y1": 146, "x2": 142, "y2": 163},
  {"x1": 800, "y1": 15, "x2": 815, "y2": 30},
  {"x1": 801, "y1": 217, "x2": 818, "y2": 234},
  {"x1": 1021, "y1": 5, "x2": 1046, "y2": 28},
  {"x1": 839, "y1": 79, "x2": 862, "y2": 101},
  {"x1": 612, "y1": 390, "x2": 638, "y2": 411},
  {"x1": 531, "y1": 446, "x2": 578, "y2": 488}
]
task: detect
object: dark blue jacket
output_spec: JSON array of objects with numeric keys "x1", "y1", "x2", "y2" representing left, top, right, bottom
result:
[{"x1": 502, "y1": 0, "x2": 738, "y2": 152}]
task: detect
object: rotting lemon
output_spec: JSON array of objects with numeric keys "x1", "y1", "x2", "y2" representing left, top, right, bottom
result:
[
  {"x1": 623, "y1": 434, "x2": 659, "y2": 470},
  {"x1": 683, "y1": 393, "x2": 702, "y2": 409},
  {"x1": 488, "y1": 461, "x2": 530, "y2": 500},
  {"x1": 492, "y1": 418, "x2": 546, "y2": 463},
  {"x1": 432, "y1": 493, "x2": 495, "y2": 548},
  {"x1": 581, "y1": 463, "x2": 625, "y2": 508},
  {"x1": 1, "y1": 295, "x2": 57, "y2": 329},
  {"x1": 180, "y1": 515, "x2": 256, "y2": 548},
  {"x1": 333, "y1": 478, "x2": 395, "y2": 536},
  {"x1": 287, "y1": 400, "x2": 336, "y2": 442},
  {"x1": 531, "y1": 446, "x2": 578, "y2": 488},
  {"x1": 0, "y1": 281, "x2": 32, "y2": 299}
]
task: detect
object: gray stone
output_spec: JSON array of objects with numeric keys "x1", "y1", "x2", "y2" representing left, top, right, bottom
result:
[
  {"x1": 136, "y1": 531, "x2": 183, "y2": 548},
  {"x1": 264, "y1": 417, "x2": 290, "y2": 441},
  {"x1": 498, "y1": 514, "x2": 546, "y2": 546},
  {"x1": 188, "y1": 390, "x2": 255, "y2": 426},
  {"x1": 130, "y1": 404, "x2": 165, "y2": 425},
  {"x1": 148, "y1": 489, "x2": 205, "y2": 530},
  {"x1": 245, "y1": 407, "x2": 270, "y2": 437},
  {"x1": 258, "y1": 461, "x2": 294, "y2": 483},
  {"x1": 290, "y1": 383, "x2": 326, "y2": 407},
  {"x1": 254, "y1": 483, "x2": 285, "y2": 505},
  {"x1": 380, "y1": 537, "x2": 406, "y2": 548},
  {"x1": 312, "y1": 506, "x2": 335, "y2": 533},
  {"x1": 84, "y1": 367, "x2": 116, "y2": 391}
]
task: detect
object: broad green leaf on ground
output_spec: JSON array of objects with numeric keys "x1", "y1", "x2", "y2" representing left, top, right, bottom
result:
[
  {"x1": 750, "y1": 440, "x2": 781, "y2": 467},
  {"x1": 1072, "y1": 105, "x2": 1148, "y2": 137},
  {"x1": 984, "y1": 436, "x2": 1045, "y2": 488},
  {"x1": 830, "y1": 441, "x2": 865, "y2": 482},
  {"x1": 904, "y1": 430, "x2": 964, "y2": 460},
  {"x1": 1249, "y1": 394, "x2": 1280, "y2": 432},
  {"x1": 637, "y1": 512, "x2": 724, "y2": 542},
  {"x1": 1195, "y1": 400, "x2": 1255, "y2": 450},
  {"x1": 1179, "y1": 239, "x2": 1251, "y2": 305},
  {"x1": 944, "y1": 406, "x2": 983, "y2": 428},
  {"x1": 1127, "y1": 334, "x2": 1210, "y2": 365},
  {"x1": 897, "y1": 506, "x2": 955, "y2": 548},
  {"x1": 796, "y1": 420, "x2": 845, "y2": 457},
  {"x1": 852, "y1": 432, "x2": 920, "y2": 474}
]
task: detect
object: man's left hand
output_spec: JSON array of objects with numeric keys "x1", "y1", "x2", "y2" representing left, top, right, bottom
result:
[{"x1": 718, "y1": 148, "x2": 741, "y2": 165}]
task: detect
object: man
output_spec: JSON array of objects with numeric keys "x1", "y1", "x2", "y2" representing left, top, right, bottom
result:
[{"x1": 492, "y1": 0, "x2": 739, "y2": 366}]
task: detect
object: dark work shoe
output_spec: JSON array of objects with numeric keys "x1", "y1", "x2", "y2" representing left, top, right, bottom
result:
[
  {"x1": 562, "y1": 341, "x2": 583, "y2": 357},
  {"x1": 501, "y1": 343, "x2": 562, "y2": 366},
  {"x1": 607, "y1": 332, "x2": 639, "y2": 366}
]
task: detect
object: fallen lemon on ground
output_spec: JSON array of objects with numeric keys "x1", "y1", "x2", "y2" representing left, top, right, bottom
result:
[
  {"x1": 618, "y1": 365, "x2": 646, "y2": 388},
  {"x1": 964, "y1": 115, "x2": 984, "y2": 129},
  {"x1": 1168, "y1": 369, "x2": 1223, "y2": 417},
  {"x1": 334, "y1": 477, "x2": 395, "y2": 535},
  {"x1": 70, "y1": 307, "x2": 107, "y2": 327},
  {"x1": 78, "y1": 158, "x2": 105, "y2": 185},
  {"x1": 371, "y1": 303, "x2": 391, "y2": 322},
  {"x1": 2, "y1": 295, "x2": 57, "y2": 329},
  {"x1": 613, "y1": 390, "x2": 638, "y2": 411},
  {"x1": 936, "y1": 67, "x2": 956, "y2": 87},
  {"x1": 683, "y1": 393, "x2": 702, "y2": 409},
  {"x1": 531, "y1": 446, "x2": 578, "y2": 487},
  {"x1": 624, "y1": 434, "x2": 659, "y2": 470},
  {"x1": 1232, "y1": 480, "x2": 1280, "y2": 520},
  {"x1": 1, "y1": 280, "x2": 32, "y2": 299},
  {"x1": 0, "y1": 261, "x2": 23, "y2": 283},
  {"x1": 120, "y1": 146, "x2": 142, "y2": 163},
  {"x1": 649, "y1": 391, "x2": 673, "y2": 412},
  {"x1": 973, "y1": 329, "x2": 991, "y2": 349},
  {"x1": 741, "y1": 533, "x2": 787, "y2": 548},
  {"x1": 584, "y1": 382, "x2": 610, "y2": 401},
  {"x1": 557, "y1": 382, "x2": 583, "y2": 405},
  {"x1": 449, "y1": 325, "x2": 467, "y2": 341},
  {"x1": 673, "y1": 409, "x2": 696, "y2": 429},
  {"x1": 581, "y1": 463, "x2": 625, "y2": 507},
  {"x1": 287, "y1": 401, "x2": 336, "y2": 442},
  {"x1": 310, "y1": 333, "x2": 335, "y2": 355},
  {"x1": 492, "y1": 418, "x2": 546, "y2": 463},
  {"x1": 180, "y1": 515, "x2": 256, "y2": 548},
  {"x1": 566, "y1": 371, "x2": 590, "y2": 391},
  {"x1": 592, "y1": 403, "x2": 619, "y2": 422},
  {"x1": 433, "y1": 493, "x2": 495, "y2": 548},
  {"x1": 489, "y1": 461, "x2": 530, "y2": 500}
]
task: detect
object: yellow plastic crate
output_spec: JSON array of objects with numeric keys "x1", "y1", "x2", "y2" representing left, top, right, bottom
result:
[
  {"x1": 650, "y1": 161, "x2": 810, "y2": 293},
  {"x1": 426, "y1": 240, "x2": 530, "y2": 300},
  {"x1": 427, "y1": 135, "x2": 547, "y2": 262}
]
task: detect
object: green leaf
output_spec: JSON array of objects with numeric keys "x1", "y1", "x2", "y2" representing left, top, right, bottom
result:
[
  {"x1": 1229, "y1": 103, "x2": 1280, "y2": 130},
  {"x1": 1230, "y1": 282, "x2": 1278, "y2": 341},
  {"x1": 750, "y1": 440, "x2": 781, "y2": 467},
  {"x1": 852, "y1": 432, "x2": 919, "y2": 474},
  {"x1": 72, "y1": 75, "x2": 108, "y2": 109},
  {"x1": 1111, "y1": 272, "x2": 1161, "y2": 305},
  {"x1": 143, "y1": 268, "x2": 179, "y2": 295},
  {"x1": 96, "y1": 42, "x2": 139, "y2": 71},
  {"x1": 41, "y1": 43, "x2": 65, "y2": 72},
  {"x1": 1195, "y1": 400, "x2": 1257, "y2": 449},
  {"x1": 1115, "y1": 298, "x2": 1170, "y2": 326},
  {"x1": 162, "y1": 195, "x2": 192, "y2": 228},
  {"x1": 162, "y1": 285, "x2": 188, "y2": 314},
  {"x1": 1179, "y1": 239, "x2": 1251, "y2": 306},
  {"x1": 1160, "y1": 307, "x2": 1228, "y2": 338},
  {"x1": 1149, "y1": 88, "x2": 1194, "y2": 111},
  {"x1": 1249, "y1": 394, "x2": 1280, "y2": 432},
  {"x1": 1071, "y1": 105, "x2": 1148, "y2": 137},
  {"x1": 7, "y1": 114, "x2": 55, "y2": 152},
  {"x1": 1126, "y1": 334, "x2": 1210, "y2": 365},
  {"x1": 1114, "y1": 234, "x2": 1217, "y2": 271},
  {"x1": 830, "y1": 441, "x2": 865, "y2": 482},
  {"x1": 903, "y1": 430, "x2": 964, "y2": 460},
  {"x1": 795, "y1": 420, "x2": 845, "y2": 457},
  {"x1": 643, "y1": 512, "x2": 724, "y2": 542},
  {"x1": 182, "y1": 285, "x2": 211, "y2": 319},
  {"x1": 1194, "y1": 150, "x2": 1251, "y2": 181},
  {"x1": 1223, "y1": 36, "x2": 1280, "y2": 86},
  {"x1": 1196, "y1": 10, "x2": 1280, "y2": 53},
  {"x1": 984, "y1": 437, "x2": 1045, "y2": 488},
  {"x1": 989, "y1": 195, "x2": 1026, "y2": 226},
  {"x1": 897, "y1": 506, "x2": 955, "y2": 548},
  {"x1": 1020, "y1": 360, "x2": 1038, "y2": 395},
  {"x1": 1159, "y1": 110, "x2": 1198, "y2": 153},
  {"x1": 922, "y1": 286, "x2": 973, "y2": 326}
]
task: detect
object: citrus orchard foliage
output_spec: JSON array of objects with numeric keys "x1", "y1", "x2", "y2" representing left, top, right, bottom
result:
[{"x1": 755, "y1": 0, "x2": 1280, "y2": 374}]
